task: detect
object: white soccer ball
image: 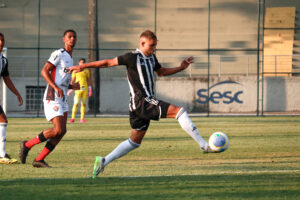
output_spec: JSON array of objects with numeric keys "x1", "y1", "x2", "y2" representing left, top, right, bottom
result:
[{"x1": 209, "y1": 132, "x2": 229, "y2": 152}]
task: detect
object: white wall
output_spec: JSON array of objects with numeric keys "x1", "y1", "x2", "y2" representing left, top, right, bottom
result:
[{"x1": 3, "y1": 76, "x2": 300, "y2": 114}]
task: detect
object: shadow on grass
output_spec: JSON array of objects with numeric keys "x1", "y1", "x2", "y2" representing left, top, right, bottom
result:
[{"x1": 1, "y1": 174, "x2": 300, "y2": 200}]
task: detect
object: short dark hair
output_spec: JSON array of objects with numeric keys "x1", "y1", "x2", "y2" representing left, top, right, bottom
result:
[
  {"x1": 63, "y1": 29, "x2": 76, "y2": 36},
  {"x1": 140, "y1": 30, "x2": 157, "y2": 40},
  {"x1": 79, "y1": 58, "x2": 86, "y2": 63},
  {"x1": 0, "y1": 32, "x2": 4, "y2": 39}
]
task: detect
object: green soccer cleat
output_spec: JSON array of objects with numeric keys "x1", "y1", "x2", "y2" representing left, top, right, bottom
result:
[{"x1": 92, "y1": 156, "x2": 105, "y2": 179}]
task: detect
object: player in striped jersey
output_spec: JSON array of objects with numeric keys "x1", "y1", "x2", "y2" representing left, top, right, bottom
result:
[
  {"x1": 69, "y1": 30, "x2": 215, "y2": 177},
  {"x1": 0, "y1": 33, "x2": 23, "y2": 164},
  {"x1": 19, "y1": 30, "x2": 79, "y2": 168}
]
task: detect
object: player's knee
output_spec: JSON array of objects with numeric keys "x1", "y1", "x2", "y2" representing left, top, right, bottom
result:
[
  {"x1": 61, "y1": 128, "x2": 66, "y2": 136},
  {"x1": 128, "y1": 138, "x2": 141, "y2": 148},
  {"x1": 0, "y1": 115, "x2": 8, "y2": 123},
  {"x1": 175, "y1": 107, "x2": 186, "y2": 120},
  {"x1": 53, "y1": 127, "x2": 65, "y2": 137}
]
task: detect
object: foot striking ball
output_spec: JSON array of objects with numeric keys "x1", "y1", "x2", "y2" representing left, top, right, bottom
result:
[{"x1": 208, "y1": 132, "x2": 229, "y2": 152}]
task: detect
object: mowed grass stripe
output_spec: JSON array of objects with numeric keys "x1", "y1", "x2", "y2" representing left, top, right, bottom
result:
[{"x1": 0, "y1": 116, "x2": 299, "y2": 199}]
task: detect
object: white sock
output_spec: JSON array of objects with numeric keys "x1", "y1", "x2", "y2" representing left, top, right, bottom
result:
[
  {"x1": 176, "y1": 108, "x2": 208, "y2": 150},
  {"x1": 0, "y1": 123, "x2": 7, "y2": 157},
  {"x1": 104, "y1": 138, "x2": 140, "y2": 166}
]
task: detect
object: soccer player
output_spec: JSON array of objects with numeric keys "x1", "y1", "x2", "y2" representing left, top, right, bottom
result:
[
  {"x1": 67, "y1": 58, "x2": 92, "y2": 123},
  {"x1": 19, "y1": 29, "x2": 79, "y2": 168},
  {"x1": 0, "y1": 33, "x2": 23, "y2": 164},
  {"x1": 69, "y1": 30, "x2": 215, "y2": 176}
]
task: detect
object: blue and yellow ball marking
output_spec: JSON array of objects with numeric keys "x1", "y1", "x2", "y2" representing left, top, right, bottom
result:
[{"x1": 209, "y1": 132, "x2": 229, "y2": 152}]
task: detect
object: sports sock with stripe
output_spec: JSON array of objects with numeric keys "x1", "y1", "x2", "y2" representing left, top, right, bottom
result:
[
  {"x1": 176, "y1": 108, "x2": 208, "y2": 150},
  {"x1": 25, "y1": 132, "x2": 47, "y2": 149},
  {"x1": 0, "y1": 123, "x2": 7, "y2": 157},
  {"x1": 104, "y1": 138, "x2": 140, "y2": 166},
  {"x1": 35, "y1": 141, "x2": 56, "y2": 161}
]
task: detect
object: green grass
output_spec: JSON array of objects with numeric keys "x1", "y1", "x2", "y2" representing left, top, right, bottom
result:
[{"x1": 1, "y1": 117, "x2": 300, "y2": 199}]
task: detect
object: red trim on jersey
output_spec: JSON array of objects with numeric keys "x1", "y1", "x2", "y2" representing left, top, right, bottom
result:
[{"x1": 49, "y1": 64, "x2": 57, "y2": 82}]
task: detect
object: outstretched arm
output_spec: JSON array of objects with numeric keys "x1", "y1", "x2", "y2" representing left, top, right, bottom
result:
[
  {"x1": 155, "y1": 56, "x2": 194, "y2": 76},
  {"x1": 3, "y1": 76, "x2": 23, "y2": 106},
  {"x1": 69, "y1": 57, "x2": 119, "y2": 73}
]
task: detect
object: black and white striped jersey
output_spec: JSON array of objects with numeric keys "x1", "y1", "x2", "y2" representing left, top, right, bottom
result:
[
  {"x1": 0, "y1": 54, "x2": 9, "y2": 78},
  {"x1": 118, "y1": 49, "x2": 162, "y2": 111}
]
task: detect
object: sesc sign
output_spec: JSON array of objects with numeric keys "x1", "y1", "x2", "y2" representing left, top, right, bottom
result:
[{"x1": 196, "y1": 80, "x2": 243, "y2": 104}]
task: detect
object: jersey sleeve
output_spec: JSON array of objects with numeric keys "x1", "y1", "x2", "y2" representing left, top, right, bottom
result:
[
  {"x1": 47, "y1": 50, "x2": 61, "y2": 66},
  {"x1": 1, "y1": 57, "x2": 9, "y2": 77},
  {"x1": 117, "y1": 52, "x2": 132, "y2": 66},
  {"x1": 153, "y1": 54, "x2": 162, "y2": 71}
]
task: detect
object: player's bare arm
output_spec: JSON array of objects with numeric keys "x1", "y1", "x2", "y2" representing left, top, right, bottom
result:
[
  {"x1": 68, "y1": 57, "x2": 119, "y2": 73},
  {"x1": 68, "y1": 76, "x2": 80, "y2": 90},
  {"x1": 68, "y1": 82, "x2": 80, "y2": 90},
  {"x1": 155, "y1": 56, "x2": 194, "y2": 76},
  {"x1": 41, "y1": 62, "x2": 64, "y2": 98},
  {"x1": 70, "y1": 75, "x2": 76, "y2": 85},
  {"x1": 3, "y1": 76, "x2": 23, "y2": 106}
]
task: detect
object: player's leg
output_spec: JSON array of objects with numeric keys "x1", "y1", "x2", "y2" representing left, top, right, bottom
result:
[
  {"x1": 166, "y1": 104, "x2": 209, "y2": 152},
  {"x1": 20, "y1": 101, "x2": 65, "y2": 164},
  {"x1": 32, "y1": 112, "x2": 67, "y2": 168},
  {"x1": 69, "y1": 91, "x2": 81, "y2": 122},
  {"x1": 0, "y1": 111, "x2": 8, "y2": 158},
  {"x1": 80, "y1": 91, "x2": 88, "y2": 123},
  {"x1": 103, "y1": 129, "x2": 144, "y2": 166},
  {"x1": 94, "y1": 129, "x2": 143, "y2": 177},
  {"x1": 0, "y1": 107, "x2": 17, "y2": 164},
  {"x1": 93, "y1": 112, "x2": 147, "y2": 177}
]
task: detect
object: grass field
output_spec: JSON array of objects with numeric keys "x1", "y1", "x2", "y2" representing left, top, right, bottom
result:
[{"x1": 0, "y1": 116, "x2": 300, "y2": 199}]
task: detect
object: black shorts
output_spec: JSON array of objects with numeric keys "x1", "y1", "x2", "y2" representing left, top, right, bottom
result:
[
  {"x1": 0, "y1": 106, "x2": 4, "y2": 114},
  {"x1": 129, "y1": 97, "x2": 170, "y2": 131}
]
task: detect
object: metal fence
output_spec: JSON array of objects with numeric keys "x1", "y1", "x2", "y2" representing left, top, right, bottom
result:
[
  {"x1": 1, "y1": 0, "x2": 300, "y2": 117},
  {"x1": 7, "y1": 54, "x2": 300, "y2": 78}
]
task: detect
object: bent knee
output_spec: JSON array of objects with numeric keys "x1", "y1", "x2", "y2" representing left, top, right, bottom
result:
[
  {"x1": 53, "y1": 127, "x2": 66, "y2": 137},
  {"x1": 166, "y1": 105, "x2": 183, "y2": 119}
]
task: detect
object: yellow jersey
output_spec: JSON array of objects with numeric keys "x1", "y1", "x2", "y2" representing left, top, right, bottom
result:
[{"x1": 72, "y1": 69, "x2": 90, "y2": 91}]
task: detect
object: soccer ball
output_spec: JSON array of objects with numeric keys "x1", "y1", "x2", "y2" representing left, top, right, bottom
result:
[{"x1": 208, "y1": 132, "x2": 229, "y2": 152}]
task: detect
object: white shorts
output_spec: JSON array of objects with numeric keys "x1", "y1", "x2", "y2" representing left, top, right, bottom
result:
[{"x1": 44, "y1": 99, "x2": 69, "y2": 121}]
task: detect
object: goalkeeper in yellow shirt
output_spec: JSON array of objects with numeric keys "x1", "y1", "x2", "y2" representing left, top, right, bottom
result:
[{"x1": 68, "y1": 58, "x2": 92, "y2": 123}]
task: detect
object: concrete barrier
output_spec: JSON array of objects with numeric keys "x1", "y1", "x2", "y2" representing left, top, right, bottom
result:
[{"x1": 4, "y1": 76, "x2": 300, "y2": 114}]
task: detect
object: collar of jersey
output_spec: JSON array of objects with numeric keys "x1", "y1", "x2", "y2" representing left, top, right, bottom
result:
[
  {"x1": 62, "y1": 48, "x2": 73, "y2": 58},
  {"x1": 136, "y1": 48, "x2": 152, "y2": 59}
]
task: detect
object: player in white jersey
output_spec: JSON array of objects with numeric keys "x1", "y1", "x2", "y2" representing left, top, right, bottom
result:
[
  {"x1": 20, "y1": 30, "x2": 79, "y2": 168},
  {"x1": 43, "y1": 47, "x2": 74, "y2": 121},
  {"x1": 0, "y1": 33, "x2": 23, "y2": 164}
]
